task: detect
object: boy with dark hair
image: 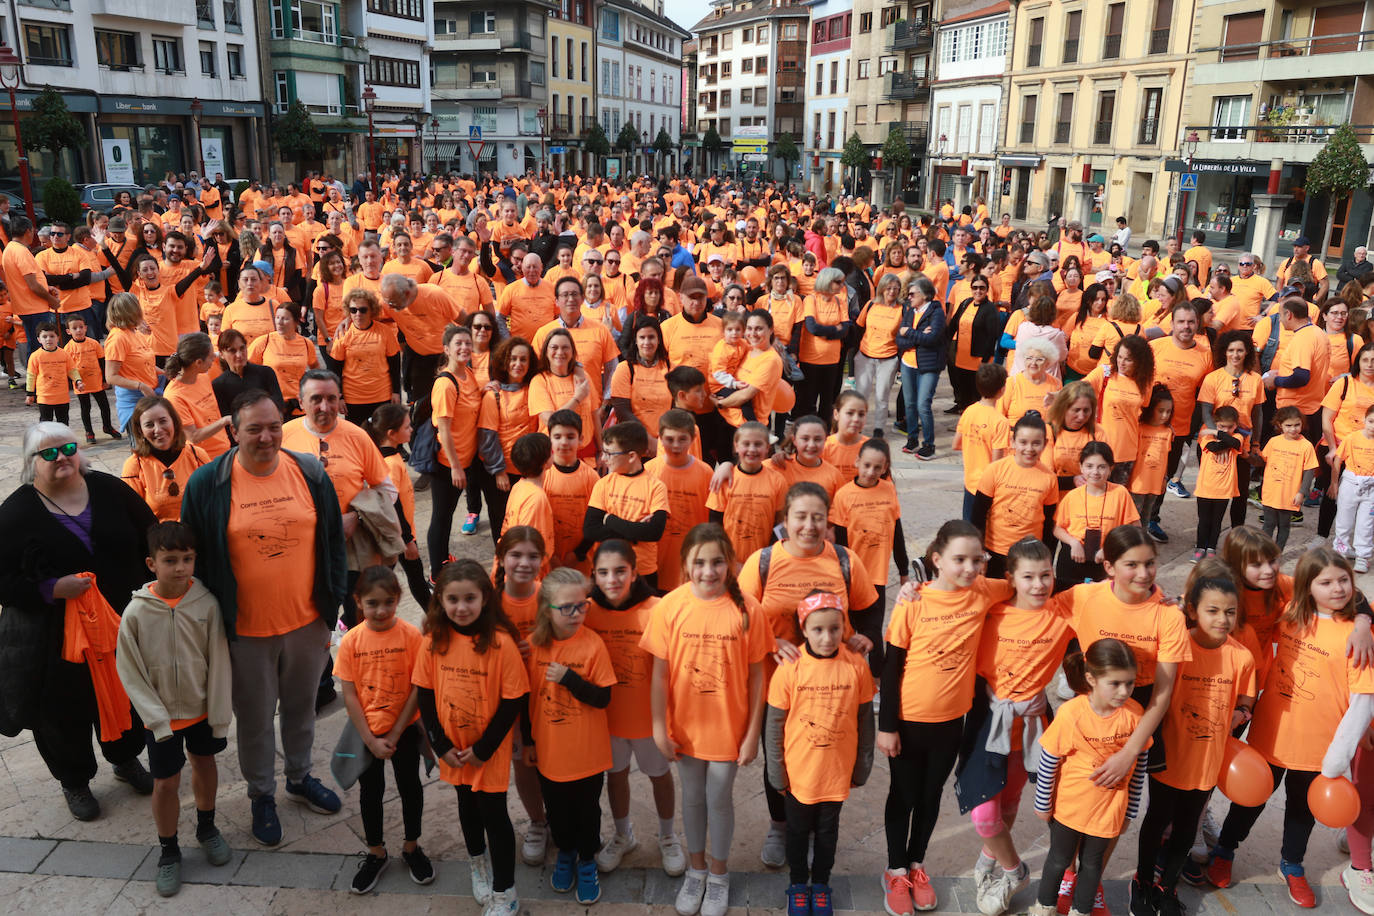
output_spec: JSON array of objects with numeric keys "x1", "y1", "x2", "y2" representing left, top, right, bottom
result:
[
  {"x1": 543, "y1": 409, "x2": 599, "y2": 569},
  {"x1": 501, "y1": 431, "x2": 555, "y2": 548},
  {"x1": 580, "y1": 421, "x2": 670, "y2": 589}
]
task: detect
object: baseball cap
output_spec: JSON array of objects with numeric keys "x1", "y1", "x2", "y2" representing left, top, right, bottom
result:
[
  {"x1": 707, "y1": 253, "x2": 725, "y2": 264},
  {"x1": 1293, "y1": 236, "x2": 1311, "y2": 247},
  {"x1": 680, "y1": 276, "x2": 708, "y2": 298}
]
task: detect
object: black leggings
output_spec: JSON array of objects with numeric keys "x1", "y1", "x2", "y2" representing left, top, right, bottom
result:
[
  {"x1": 37, "y1": 403, "x2": 70, "y2": 425},
  {"x1": 346, "y1": 400, "x2": 390, "y2": 428},
  {"x1": 1038, "y1": 818, "x2": 1111, "y2": 913},
  {"x1": 1196, "y1": 497, "x2": 1228, "y2": 550},
  {"x1": 358, "y1": 724, "x2": 423, "y2": 847},
  {"x1": 1231, "y1": 458, "x2": 1252, "y2": 528},
  {"x1": 1216, "y1": 763, "x2": 1318, "y2": 864},
  {"x1": 427, "y1": 463, "x2": 465, "y2": 571},
  {"x1": 75, "y1": 390, "x2": 113, "y2": 434},
  {"x1": 1054, "y1": 542, "x2": 1104, "y2": 593},
  {"x1": 1135, "y1": 777, "x2": 1210, "y2": 891},
  {"x1": 456, "y1": 786, "x2": 516, "y2": 892},
  {"x1": 34, "y1": 659, "x2": 145, "y2": 788},
  {"x1": 851, "y1": 585, "x2": 886, "y2": 681},
  {"x1": 539, "y1": 771, "x2": 604, "y2": 861},
  {"x1": 786, "y1": 794, "x2": 842, "y2": 885},
  {"x1": 947, "y1": 363, "x2": 977, "y2": 410},
  {"x1": 396, "y1": 554, "x2": 432, "y2": 608},
  {"x1": 467, "y1": 461, "x2": 512, "y2": 547},
  {"x1": 884, "y1": 717, "x2": 963, "y2": 869},
  {"x1": 796, "y1": 361, "x2": 841, "y2": 422}
]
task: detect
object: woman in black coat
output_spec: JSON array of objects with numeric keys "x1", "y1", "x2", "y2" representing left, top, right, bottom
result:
[
  {"x1": 211, "y1": 327, "x2": 285, "y2": 418},
  {"x1": 0, "y1": 422, "x2": 158, "y2": 820}
]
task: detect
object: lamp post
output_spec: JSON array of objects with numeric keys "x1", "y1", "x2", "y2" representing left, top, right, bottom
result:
[
  {"x1": 1176, "y1": 129, "x2": 1200, "y2": 245},
  {"x1": 362, "y1": 85, "x2": 377, "y2": 194},
  {"x1": 414, "y1": 112, "x2": 427, "y2": 177},
  {"x1": 430, "y1": 116, "x2": 439, "y2": 173},
  {"x1": 536, "y1": 107, "x2": 546, "y2": 179},
  {"x1": 0, "y1": 43, "x2": 35, "y2": 225},
  {"x1": 190, "y1": 97, "x2": 204, "y2": 176},
  {"x1": 642, "y1": 130, "x2": 649, "y2": 175}
]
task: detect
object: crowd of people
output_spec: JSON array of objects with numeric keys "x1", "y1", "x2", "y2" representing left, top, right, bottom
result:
[{"x1": 3, "y1": 169, "x2": 1374, "y2": 916}]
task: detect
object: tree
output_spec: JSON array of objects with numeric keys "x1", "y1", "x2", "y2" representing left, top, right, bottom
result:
[
  {"x1": 273, "y1": 100, "x2": 325, "y2": 169},
  {"x1": 773, "y1": 132, "x2": 799, "y2": 188},
  {"x1": 654, "y1": 127, "x2": 674, "y2": 173},
  {"x1": 615, "y1": 122, "x2": 640, "y2": 175},
  {"x1": 1307, "y1": 124, "x2": 1371, "y2": 262},
  {"x1": 20, "y1": 87, "x2": 87, "y2": 158},
  {"x1": 702, "y1": 125, "x2": 726, "y2": 175},
  {"x1": 881, "y1": 125, "x2": 913, "y2": 201},
  {"x1": 585, "y1": 122, "x2": 611, "y2": 176},
  {"x1": 42, "y1": 176, "x2": 79, "y2": 225},
  {"x1": 840, "y1": 132, "x2": 868, "y2": 197}
]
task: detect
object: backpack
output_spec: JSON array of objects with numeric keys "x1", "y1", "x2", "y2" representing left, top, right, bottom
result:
[
  {"x1": 757, "y1": 542, "x2": 851, "y2": 594},
  {"x1": 1258, "y1": 315, "x2": 1282, "y2": 374},
  {"x1": 407, "y1": 371, "x2": 457, "y2": 475}
]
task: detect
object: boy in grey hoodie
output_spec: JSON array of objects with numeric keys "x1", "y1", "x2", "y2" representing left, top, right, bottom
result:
[{"x1": 116, "y1": 521, "x2": 232, "y2": 897}]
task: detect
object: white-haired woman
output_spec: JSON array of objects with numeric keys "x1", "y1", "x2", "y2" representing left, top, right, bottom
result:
[
  {"x1": 0, "y1": 422, "x2": 158, "y2": 820},
  {"x1": 796, "y1": 266, "x2": 852, "y2": 421},
  {"x1": 1000, "y1": 336, "x2": 1064, "y2": 424},
  {"x1": 1008, "y1": 293, "x2": 1068, "y2": 380}
]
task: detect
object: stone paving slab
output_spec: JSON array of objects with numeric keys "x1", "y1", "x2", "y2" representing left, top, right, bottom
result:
[
  {"x1": 31, "y1": 838, "x2": 151, "y2": 879},
  {"x1": 0, "y1": 836, "x2": 56, "y2": 873},
  {"x1": 231, "y1": 850, "x2": 347, "y2": 890}
]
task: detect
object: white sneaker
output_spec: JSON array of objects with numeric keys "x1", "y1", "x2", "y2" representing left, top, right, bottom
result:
[
  {"x1": 521, "y1": 822, "x2": 548, "y2": 865},
  {"x1": 701, "y1": 872, "x2": 730, "y2": 916},
  {"x1": 595, "y1": 828, "x2": 638, "y2": 873},
  {"x1": 469, "y1": 852, "x2": 493, "y2": 905},
  {"x1": 660, "y1": 832, "x2": 688, "y2": 877},
  {"x1": 1358, "y1": 557, "x2": 1371, "y2": 574},
  {"x1": 760, "y1": 822, "x2": 786, "y2": 867},
  {"x1": 973, "y1": 855, "x2": 996, "y2": 890},
  {"x1": 675, "y1": 868, "x2": 708, "y2": 916},
  {"x1": 977, "y1": 863, "x2": 1030, "y2": 916},
  {"x1": 482, "y1": 887, "x2": 519, "y2": 916},
  {"x1": 1345, "y1": 864, "x2": 1374, "y2": 915}
]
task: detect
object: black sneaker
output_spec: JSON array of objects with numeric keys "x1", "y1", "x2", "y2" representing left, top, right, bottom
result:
[
  {"x1": 916, "y1": 444, "x2": 936, "y2": 461},
  {"x1": 402, "y1": 846, "x2": 435, "y2": 885},
  {"x1": 62, "y1": 784, "x2": 100, "y2": 821},
  {"x1": 1179, "y1": 860, "x2": 1207, "y2": 886},
  {"x1": 250, "y1": 796, "x2": 282, "y2": 846},
  {"x1": 1156, "y1": 886, "x2": 1187, "y2": 916},
  {"x1": 103, "y1": 426, "x2": 122, "y2": 440},
  {"x1": 351, "y1": 853, "x2": 388, "y2": 894},
  {"x1": 1129, "y1": 877, "x2": 1157, "y2": 916},
  {"x1": 1291, "y1": 511, "x2": 1305, "y2": 525},
  {"x1": 113, "y1": 758, "x2": 155, "y2": 795}
]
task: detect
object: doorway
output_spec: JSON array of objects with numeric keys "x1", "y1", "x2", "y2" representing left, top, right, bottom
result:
[
  {"x1": 1329, "y1": 193, "x2": 1351, "y2": 259},
  {"x1": 1048, "y1": 168, "x2": 1067, "y2": 221},
  {"x1": 1091, "y1": 168, "x2": 1107, "y2": 225},
  {"x1": 1014, "y1": 168, "x2": 1030, "y2": 220},
  {"x1": 1129, "y1": 171, "x2": 1153, "y2": 231}
]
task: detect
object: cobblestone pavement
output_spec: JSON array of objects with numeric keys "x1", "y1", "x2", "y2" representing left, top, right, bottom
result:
[{"x1": 0, "y1": 375, "x2": 1358, "y2": 914}]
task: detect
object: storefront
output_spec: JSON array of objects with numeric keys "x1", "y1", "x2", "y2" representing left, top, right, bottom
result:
[
  {"x1": 1166, "y1": 158, "x2": 1308, "y2": 252},
  {"x1": 99, "y1": 97, "x2": 263, "y2": 186},
  {"x1": 0, "y1": 91, "x2": 96, "y2": 185}
]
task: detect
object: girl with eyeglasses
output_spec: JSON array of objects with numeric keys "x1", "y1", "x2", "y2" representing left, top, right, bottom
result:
[{"x1": 121, "y1": 395, "x2": 209, "y2": 521}]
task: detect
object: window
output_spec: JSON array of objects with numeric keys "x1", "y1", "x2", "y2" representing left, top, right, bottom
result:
[
  {"x1": 197, "y1": 0, "x2": 216, "y2": 28},
  {"x1": 741, "y1": 87, "x2": 752, "y2": 104},
  {"x1": 829, "y1": 60, "x2": 838, "y2": 94},
  {"x1": 880, "y1": 7, "x2": 897, "y2": 26},
  {"x1": 859, "y1": 12, "x2": 872, "y2": 32},
  {"x1": 474, "y1": 106, "x2": 498, "y2": 132},
  {"x1": 719, "y1": 117, "x2": 731, "y2": 136},
  {"x1": 755, "y1": 56, "x2": 767, "y2": 71},
  {"x1": 1150, "y1": 0, "x2": 1173, "y2": 54},
  {"x1": 530, "y1": 60, "x2": 544, "y2": 84},
  {"x1": 1094, "y1": 91, "x2": 1115, "y2": 144},
  {"x1": 813, "y1": 22, "x2": 826, "y2": 44},
  {"x1": 581, "y1": 41, "x2": 587, "y2": 82},
  {"x1": 611, "y1": 61, "x2": 620, "y2": 96},
  {"x1": 1055, "y1": 93, "x2": 1074, "y2": 144},
  {"x1": 1019, "y1": 95, "x2": 1037, "y2": 144},
  {"x1": 550, "y1": 38, "x2": 557, "y2": 74},
  {"x1": 978, "y1": 102, "x2": 996, "y2": 152},
  {"x1": 601, "y1": 9, "x2": 619, "y2": 41},
  {"x1": 23, "y1": 23, "x2": 71, "y2": 66},
  {"x1": 1220, "y1": 10, "x2": 1262, "y2": 61},
  {"x1": 367, "y1": 0, "x2": 423, "y2": 21},
  {"x1": 721, "y1": 60, "x2": 731, "y2": 78},
  {"x1": 1027, "y1": 17, "x2": 1043, "y2": 67},
  {"x1": 153, "y1": 36, "x2": 183, "y2": 74},
  {"x1": 469, "y1": 11, "x2": 495, "y2": 33},
  {"x1": 227, "y1": 44, "x2": 244, "y2": 78},
  {"x1": 780, "y1": 87, "x2": 796, "y2": 103},
  {"x1": 601, "y1": 59, "x2": 610, "y2": 92},
  {"x1": 223, "y1": 0, "x2": 242, "y2": 30},
  {"x1": 757, "y1": 25, "x2": 768, "y2": 42},
  {"x1": 1139, "y1": 87, "x2": 1162, "y2": 144},
  {"x1": 826, "y1": 110, "x2": 836, "y2": 148},
  {"x1": 743, "y1": 27, "x2": 752, "y2": 41},
  {"x1": 742, "y1": 57, "x2": 753, "y2": 72},
  {"x1": 291, "y1": 0, "x2": 337, "y2": 43},
  {"x1": 471, "y1": 68, "x2": 496, "y2": 82},
  {"x1": 878, "y1": 56, "x2": 897, "y2": 75},
  {"x1": 722, "y1": 31, "x2": 732, "y2": 50},
  {"x1": 1104, "y1": 3, "x2": 1124, "y2": 59},
  {"x1": 1212, "y1": 95, "x2": 1250, "y2": 141},
  {"x1": 721, "y1": 89, "x2": 731, "y2": 107},
  {"x1": 273, "y1": 71, "x2": 289, "y2": 113},
  {"x1": 782, "y1": 23, "x2": 798, "y2": 39},
  {"x1": 567, "y1": 37, "x2": 574, "y2": 79},
  {"x1": 855, "y1": 105, "x2": 867, "y2": 123},
  {"x1": 200, "y1": 41, "x2": 216, "y2": 76},
  {"x1": 857, "y1": 59, "x2": 870, "y2": 78},
  {"x1": 815, "y1": 62, "x2": 822, "y2": 95},
  {"x1": 95, "y1": 29, "x2": 140, "y2": 70},
  {"x1": 940, "y1": 29, "x2": 959, "y2": 63},
  {"x1": 779, "y1": 57, "x2": 798, "y2": 71},
  {"x1": 756, "y1": 87, "x2": 766, "y2": 106},
  {"x1": 1063, "y1": 11, "x2": 1080, "y2": 63},
  {"x1": 367, "y1": 56, "x2": 421, "y2": 87}
]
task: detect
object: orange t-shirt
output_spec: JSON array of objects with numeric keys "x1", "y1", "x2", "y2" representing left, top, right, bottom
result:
[
  {"x1": 1276, "y1": 323, "x2": 1330, "y2": 415},
  {"x1": 1060, "y1": 580, "x2": 1193, "y2": 686},
  {"x1": 1040, "y1": 695, "x2": 1147, "y2": 838},
  {"x1": 412, "y1": 629, "x2": 529, "y2": 790},
  {"x1": 533, "y1": 319, "x2": 620, "y2": 377},
  {"x1": 3, "y1": 240, "x2": 50, "y2": 315},
  {"x1": 822, "y1": 435, "x2": 863, "y2": 485},
  {"x1": 885, "y1": 576, "x2": 1015, "y2": 722},
  {"x1": 1054, "y1": 483, "x2": 1139, "y2": 542},
  {"x1": 390, "y1": 285, "x2": 459, "y2": 357},
  {"x1": 1197, "y1": 369, "x2": 1264, "y2": 433},
  {"x1": 502, "y1": 477, "x2": 556, "y2": 545},
  {"x1": 331, "y1": 322, "x2": 400, "y2": 404},
  {"x1": 610, "y1": 361, "x2": 673, "y2": 435},
  {"x1": 976, "y1": 457, "x2": 1059, "y2": 554},
  {"x1": 248, "y1": 332, "x2": 317, "y2": 404},
  {"x1": 502, "y1": 589, "x2": 540, "y2": 642},
  {"x1": 431, "y1": 368, "x2": 481, "y2": 469},
  {"x1": 977, "y1": 601, "x2": 1074, "y2": 702},
  {"x1": 497, "y1": 279, "x2": 557, "y2": 342},
  {"x1": 221, "y1": 298, "x2": 277, "y2": 345},
  {"x1": 857, "y1": 301, "x2": 904, "y2": 359},
  {"x1": 956, "y1": 402, "x2": 1011, "y2": 492},
  {"x1": 766, "y1": 646, "x2": 875, "y2": 804},
  {"x1": 644, "y1": 456, "x2": 713, "y2": 591},
  {"x1": 478, "y1": 386, "x2": 536, "y2": 470},
  {"x1": 831, "y1": 478, "x2": 903, "y2": 584},
  {"x1": 1259, "y1": 435, "x2": 1318, "y2": 511},
  {"x1": 1129, "y1": 424, "x2": 1174, "y2": 496},
  {"x1": 588, "y1": 470, "x2": 672, "y2": 575},
  {"x1": 104, "y1": 327, "x2": 157, "y2": 388},
  {"x1": 1155, "y1": 635, "x2": 1256, "y2": 792},
  {"x1": 1193, "y1": 432, "x2": 1243, "y2": 499},
  {"x1": 527, "y1": 625, "x2": 617, "y2": 782},
  {"x1": 999, "y1": 373, "x2": 1062, "y2": 425},
  {"x1": 134, "y1": 280, "x2": 180, "y2": 357},
  {"x1": 638, "y1": 585, "x2": 773, "y2": 761},
  {"x1": 281, "y1": 418, "x2": 391, "y2": 513},
  {"x1": 780, "y1": 456, "x2": 845, "y2": 502},
  {"x1": 718, "y1": 347, "x2": 784, "y2": 427},
  {"x1": 226, "y1": 458, "x2": 319, "y2": 637},
  {"x1": 1323, "y1": 376, "x2": 1374, "y2": 443},
  {"x1": 1149, "y1": 338, "x2": 1213, "y2": 437},
  {"x1": 1249, "y1": 614, "x2": 1374, "y2": 772},
  {"x1": 335, "y1": 618, "x2": 423, "y2": 735},
  {"x1": 1244, "y1": 573, "x2": 1294, "y2": 650},
  {"x1": 705, "y1": 464, "x2": 786, "y2": 562},
  {"x1": 542, "y1": 461, "x2": 599, "y2": 566},
  {"x1": 585, "y1": 595, "x2": 661, "y2": 740},
  {"x1": 26, "y1": 346, "x2": 76, "y2": 404},
  {"x1": 661, "y1": 312, "x2": 725, "y2": 375},
  {"x1": 63, "y1": 337, "x2": 104, "y2": 393},
  {"x1": 121, "y1": 446, "x2": 209, "y2": 521},
  {"x1": 799, "y1": 293, "x2": 846, "y2": 365},
  {"x1": 165, "y1": 374, "x2": 230, "y2": 458},
  {"x1": 432, "y1": 266, "x2": 494, "y2": 320},
  {"x1": 1337, "y1": 432, "x2": 1374, "y2": 476},
  {"x1": 1045, "y1": 425, "x2": 1103, "y2": 485},
  {"x1": 529, "y1": 371, "x2": 600, "y2": 450},
  {"x1": 1086, "y1": 368, "x2": 1147, "y2": 463}
]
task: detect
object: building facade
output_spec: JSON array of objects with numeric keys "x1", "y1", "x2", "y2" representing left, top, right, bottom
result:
[
  {"x1": 598, "y1": 0, "x2": 690, "y2": 176},
  {"x1": 846, "y1": 0, "x2": 932, "y2": 201},
  {"x1": 691, "y1": 0, "x2": 810, "y2": 181},
  {"x1": 803, "y1": 0, "x2": 852, "y2": 195},
  {"x1": 998, "y1": 0, "x2": 1189, "y2": 237},
  {"x1": 548, "y1": 0, "x2": 595, "y2": 177},
  {"x1": 928, "y1": 0, "x2": 1007, "y2": 210},
  {"x1": 0, "y1": 0, "x2": 266, "y2": 186}
]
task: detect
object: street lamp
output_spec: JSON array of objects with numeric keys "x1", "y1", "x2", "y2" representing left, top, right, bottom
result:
[
  {"x1": 1176, "y1": 129, "x2": 1201, "y2": 245},
  {"x1": 0, "y1": 43, "x2": 35, "y2": 225},
  {"x1": 190, "y1": 98, "x2": 204, "y2": 176},
  {"x1": 362, "y1": 85, "x2": 377, "y2": 195},
  {"x1": 536, "y1": 107, "x2": 546, "y2": 179},
  {"x1": 414, "y1": 112, "x2": 427, "y2": 177}
]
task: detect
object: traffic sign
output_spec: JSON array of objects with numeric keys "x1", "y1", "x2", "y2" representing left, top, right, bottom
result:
[
  {"x1": 468, "y1": 125, "x2": 482, "y2": 140},
  {"x1": 1180, "y1": 173, "x2": 1197, "y2": 191},
  {"x1": 732, "y1": 143, "x2": 767, "y2": 154},
  {"x1": 550, "y1": 145, "x2": 567, "y2": 154},
  {"x1": 742, "y1": 153, "x2": 768, "y2": 162},
  {"x1": 467, "y1": 140, "x2": 486, "y2": 162}
]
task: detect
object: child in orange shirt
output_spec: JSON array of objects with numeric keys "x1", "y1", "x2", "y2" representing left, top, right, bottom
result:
[
  {"x1": 1194, "y1": 405, "x2": 1245, "y2": 558},
  {"x1": 1052, "y1": 442, "x2": 1139, "y2": 590},
  {"x1": 1132, "y1": 561, "x2": 1254, "y2": 916},
  {"x1": 413, "y1": 560, "x2": 528, "y2": 916},
  {"x1": 706, "y1": 422, "x2": 787, "y2": 565},
  {"x1": 646, "y1": 410, "x2": 712, "y2": 592},
  {"x1": 585, "y1": 539, "x2": 685, "y2": 877},
  {"x1": 501, "y1": 432, "x2": 555, "y2": 550},
  {"x1": 775, "y1": 413, "x2": 845, "y2": 500},
  {"x1": 25, "y1": 320, "x2": 82, "y2": 424},
  {"x1": 0, "y1": 285, "x2": 22, "y2": 387},
  {"x1": 640, "y1": 523, "x2": 771, "y2": 916},
  {"x1": 1219, "y1": 526, "x2": 1290, "y2": 685},
  {"x1": 1030, "y1": 638, "x2": 1147, "y2": 916},
  {"x1": 523, "y1": 568, "x2": 617, "y2": 905},
  {"x1": 200, "y1": 280, "x2": 226, "y2": 326},
  {"x1": 954, "y1": 363, "x2": 1010, "y2": 520},
  {"x1": 1330, "y1": 402, "x2": 1374, "y2": 571},
  {"x1": 765, "y1": 590, "x2": 875, "y2": 916},
  {"x1": 1129, "y1": 384, "x2": 1174, "y2": 536},
  {"x1": 957, "y1": 538, "x2": 1072, "y2": 916},
  {"x1": 708, "y1": 311, "x2": 748, "y2": 395},
  {"x1": 582, "y1": 421, "x2": 670, "y2": 589},
  {"x1": 972, "y1": 412, "x2": 1059, "y2": 578},
  {"x1": 63, "y1": 313, "x2": 119, "y2": 443},
  {"x1": 335, "y1": 567, "x2": 431, "y2": 892},
  {"x1": 364, "y1": 405, "x2": 430, "y2": 610},
  {"x1": 542, "y1": 410, "x2": 599, "y2": 570},
  {"x1": 822, "y1": 390, "x2": 867, "y2": 484},
  {"x1": 1259, "y1": 405, "x2": 1318, "y2": 549}
]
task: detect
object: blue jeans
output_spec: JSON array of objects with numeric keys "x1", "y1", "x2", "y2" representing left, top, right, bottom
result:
[{"x1": 900, "y1": 362, "x2": 939, "y2": 448}]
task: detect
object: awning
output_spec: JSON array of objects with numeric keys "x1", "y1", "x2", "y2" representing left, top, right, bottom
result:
[{"x1": 999, "y1": 155, "x2": 1042, "y2": 167}]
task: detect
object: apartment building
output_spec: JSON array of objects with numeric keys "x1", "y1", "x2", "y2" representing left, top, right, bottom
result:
[
  {"x1": 999, "y1": 0, "x2": 1188, "y2": 237},
  {"x1": 846, "y1": 0, "x2": 931, "y2": 201},
  {"x1": 1180, "y1": 0, "x2": 1374, "y2": 258},
  {"x1": 691, "y1": 0, "x2": 810, "y2": 180},
  {"x1": 928, "y1": 0, "x2": 1007, "y2": 209},
  {"x1": 598, "y1": 0, "x2": 691, "y2": 175},
  {"x1": 2, "y1": 0, "x2": 265, "y2": 184},
  {"x1": 682, "y1": 37, "x2": 700, "y2": 171},
  {"x1": 804, "y1": 0, "x2": 852, "y2": 194},
  {"x1": 547, "y1": 0, "x2": 595, "y2": 176}
]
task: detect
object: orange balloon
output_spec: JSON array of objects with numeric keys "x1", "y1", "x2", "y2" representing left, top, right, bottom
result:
[
  {"x1": 1309, "y1": 775, "x2": 1361, "y2": 829},
  {"x1": 1217, "y1": 737, "x2": 1273, "y2": 808},
  {"x1": 742, "y1": 266, "x2": 764, "y2": 288}
]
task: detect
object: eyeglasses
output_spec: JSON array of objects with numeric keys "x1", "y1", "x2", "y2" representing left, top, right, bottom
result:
[
  {"x1": 37, "y1": 442, "x2": 78, "y2": 461},
  {"x1": 602, "y1": 449, "x2": 628, "y2": 458},
  {"x1": 605, "y1": 257, "x2": 620, "y2": 264},
  {"x1": 550, "y1": 600, "x2": 589, "y2": 617},
  {"x1": 162, "y1": 467, "x2": 180, "y2": 497},
  {"x1": 50, "y1": 231, "x2": 67, "y2": 237},
  {"x1": 348, "y1": 306, "x2": 370, "y2": 314}
]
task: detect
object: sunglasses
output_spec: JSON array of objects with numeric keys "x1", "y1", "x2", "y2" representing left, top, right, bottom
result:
[
  {"x1": 37, "y1": 442, "x2": 78, "y2": 461},
  {"x1": 318, "y1": 438, "x2": 330, "y2": 466},
  {"x1": 606, "y1": 258, "x2": 620, "y2": 264},
  {"x1": 348, "y1": 306, "x2": 370, "y2": 314},
  {"x1": 163, "y1": 467, "x2": 180, "y2": 497},
  {"x1": 1231, "y1": 377, "x2": 1241, "y2": 397},
  {"x1": 1238, "y1": 261, "x2": 1254, "y2": 267}
]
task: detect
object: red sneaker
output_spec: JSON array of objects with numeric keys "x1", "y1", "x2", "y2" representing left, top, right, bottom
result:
[
  {"x1": 1282, "y1": 868, "x2": 1316, "y2": 908},
  {"x1": 909, "y1": 867, "x2": 937, "y2": 912},
  {"x1": 1090, "y1": 884, "x2": 1110, "y2": 916},
  {"x1": 883, "y1": 869, "x2": 915, "y2": 916},
  {"x1": 1056, "y1": 869, "x2": 1076, "y2": 915},
  {"x1": 1205, "y1": 856, "x2": 1232, "y2": 889}
]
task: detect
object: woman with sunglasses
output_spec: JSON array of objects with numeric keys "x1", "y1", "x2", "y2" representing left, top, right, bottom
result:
[
  {"x1": 465, "y1": 310, "x2": 498, "y2": 385},
  {"x1": 331, "y1": 288, "x2": 401, "y2": 427},
  {"x1": 1198, "y1": 330, "x2": 1265, "y2": 529},
  {"x1": 121, "y1": 395, "x2": 209, "y2": 521},
  {"x1": 0, "y1": 421, "x2": 158, "y2": 821}
]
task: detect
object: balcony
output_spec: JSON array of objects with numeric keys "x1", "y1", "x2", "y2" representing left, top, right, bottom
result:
[
  {"x1": 1149, "y1": 28, "x2": 1169, "y2": 54},
  {"x1": 580, "y1": 115, "x2": 599, "y2": 135},
  {"x1": 433, "y1": 28, "x2": 533, "y2": 53},
  {"x1": 1138, "y1": 117, "x2": 1159, "y2": 145},
  {"x1": 92, "y1": 0, "x2": 196, "y2": 25},
  {"x1": 434, "y1": 78, "x2": 533, "y2": 101},
  {"x1": 1054, "y1": 120, "x2": 1071, "y2": 144},
  {"x1": 885, "y1": 70, "x2": 929, "y2": 100},
  {"x1": 1103, "y1": 33, "x2": 1121, "y2": 59},
  {"x1": 1093, "y1": 123, "x2": 1113, "y2": 145},
  {"x1": 1195, "y1": 30, "x2": 1374, "y2": 85},
  {"x1": 902, "y1": 125, "x2": 928, "y2": 152},
  {"x1": 19, "y1": 0, "x2": 71, "y2": 9},
  {"x1": 549, "y1": 113, "x2": 571, "y2": 136},
  {"x1": 1186, "y1": 122, "x2": 1374, "y2": 165},
  {"x1": 888, "y1": 18, "x2": 933, "y2": 51},
  {"x1": 1062, "y1": 38, "x2": 1078, "y2": 63}
]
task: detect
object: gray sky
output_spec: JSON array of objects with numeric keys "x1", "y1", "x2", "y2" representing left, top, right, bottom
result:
[{"x1": 668, "y1": 0, "x2": 713, "y2": 34}]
